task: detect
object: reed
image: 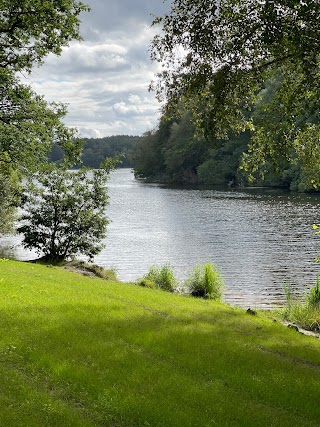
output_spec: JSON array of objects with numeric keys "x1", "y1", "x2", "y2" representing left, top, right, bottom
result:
[{"x1": 185, "y1": 262, "x2": 224, "y2": 300}]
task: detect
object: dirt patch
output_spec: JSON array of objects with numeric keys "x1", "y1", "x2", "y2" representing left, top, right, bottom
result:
[{"x1": 62, "y1": 261, "x2": 118, "y2": 281}]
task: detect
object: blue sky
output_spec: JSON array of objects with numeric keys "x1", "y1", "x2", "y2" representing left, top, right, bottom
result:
[{"x1": 26, "y1": 0, "x2": 170, "y2": 138}]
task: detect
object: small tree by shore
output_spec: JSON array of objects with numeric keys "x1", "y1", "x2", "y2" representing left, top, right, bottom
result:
[{"x1": 18, "y1": 160, "x2": 116, "y2": 262}]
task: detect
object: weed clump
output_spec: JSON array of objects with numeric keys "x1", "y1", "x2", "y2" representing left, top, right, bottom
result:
[
  {"x1": 281, "y1": 276, "x2": 320, "y2": 331},
  {"x1": 136, "y1": 278, "x2": 157, "y2": 289},
  {"x1": 185, "y1": 263, "x2": 224, "y2": 300},
  {"x1": 140, "y1": 264, "x2": 178, "y2": 292}
]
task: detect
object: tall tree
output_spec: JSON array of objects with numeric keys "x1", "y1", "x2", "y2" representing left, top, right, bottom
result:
[
  {"x1": 151, "y1": 0, "x2": 320, "y2": 186},
  {"x1": 0, "y1": 0, "x2": 89, "y2": 232}
]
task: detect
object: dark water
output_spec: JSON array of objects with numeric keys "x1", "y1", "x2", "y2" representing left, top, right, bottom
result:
[{"x1": 2, "y1": 168, "x2": 320, "y2": 308}]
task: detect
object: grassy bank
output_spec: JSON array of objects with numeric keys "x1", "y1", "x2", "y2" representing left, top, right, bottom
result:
[{"x1": 0, "y1": 260, "x2": 320, "y2": 426}]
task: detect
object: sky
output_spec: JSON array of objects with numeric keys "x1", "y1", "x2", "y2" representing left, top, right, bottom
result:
[{"x1": 26, "y1": 0, "x2": 171, "y2": 138}]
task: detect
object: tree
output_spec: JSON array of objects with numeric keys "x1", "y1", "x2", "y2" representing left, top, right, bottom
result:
[
  {"x1": 0, "y1": 70, "x2": 82, "y2": 174},
  {"x1": 133, "y1": 120, "x2": 171, "y2": 180},
  {"x1": 163, "y1": 112, "x2": 209, "y2": 182},
  {"x1": 0, "y1": 0, "x2": 89, "y2": 232},
  {"x1": 0, "y1": 0, "x2": 89, "y2": 72},
  {"x1": 0, "y1": 167, "x2": 20, "y2": 234},
  {"x1": 18, "y1": 160, "x2": 116, "y2": 262},
  {"x1": 151, "y1": 0, "x2": 320, "y2": 186}
]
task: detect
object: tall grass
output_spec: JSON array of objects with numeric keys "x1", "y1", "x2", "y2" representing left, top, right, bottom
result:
[
  {"x1": 141, "y1": 264, "x2": 178, "y2": 292},
  {"x1": 281, "y1": 276, "x2": 320, "y2": 331},
  {"x1": 185, "y1": 263, "x2": 224, "y2": 300}
]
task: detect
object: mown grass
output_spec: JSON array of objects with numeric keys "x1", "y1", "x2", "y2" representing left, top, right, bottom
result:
[{"x1": 1, "y1": 259, "x2": 320, "y2": 426}]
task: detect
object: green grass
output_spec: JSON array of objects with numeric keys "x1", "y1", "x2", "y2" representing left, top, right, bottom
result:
[
  {"x1": 281, "y1": 280, "x2": 320, "y2": 331},
  {"x1": 142, "y1": 264, "x2": 178, "y2": 292},
  {"x1": 1, "y1": 259, "x2": 320, "y2": 426},
  {"x1": 185, "y1": 262, "x2": 224, "y2": 299}
]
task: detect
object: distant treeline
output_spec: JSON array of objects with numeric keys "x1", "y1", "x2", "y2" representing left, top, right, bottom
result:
[{"x1": 49, "y1": 135, "x2": 143, "y2": 168}]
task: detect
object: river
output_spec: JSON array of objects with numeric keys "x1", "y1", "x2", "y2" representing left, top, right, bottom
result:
[{"x1": 2, "y1": 168, "x2": 320, "y2": 309}]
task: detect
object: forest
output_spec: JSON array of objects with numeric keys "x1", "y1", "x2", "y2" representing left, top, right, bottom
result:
[
  {"x1": 56, "y1": 102, "x2": 317, "y2": 191},
  {"x1": 133, "y1": 72, "x2": 318, "y2": 192},
  {"x1": 48, "y1": 76, "x2": 316, "y2": 192}
]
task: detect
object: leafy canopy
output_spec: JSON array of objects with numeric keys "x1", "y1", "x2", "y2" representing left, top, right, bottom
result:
[
  {"x1": 18, "y1": 160, "x2": 116, "y2": 262},
  {"x1": 0, "y1": 0, "x2": 89, "y2": 172},
  {"x1": 151, "y1": 0, "x2": 320, "y2": 186},
  {"x1": 0, "y1": 70, "x2": 82, "y2": 173},
  {"x1": 0, "y1": 0, "x2": 90, "y2": 72},
  {"x1": 0, "y1": 0, "x2": 89, "y2": 233}
]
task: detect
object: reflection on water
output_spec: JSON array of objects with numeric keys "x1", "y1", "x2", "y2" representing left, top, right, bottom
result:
[{"x1": 2, "y1": 168, "x2": 320, "y2": 309}]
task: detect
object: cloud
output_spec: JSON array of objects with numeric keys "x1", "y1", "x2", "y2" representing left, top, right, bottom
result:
[
  {"x1": 78, "y1": 127, "x2": 102, "y2": 138},
  {"x1": 80, "y1": 0, "x2": 169, "y2": 40},
  {"x1": 25, "y1": 0, "x2": 170, "y2": 137},
  {"x1": 113, "y1": 94, "x2": 157, "y2": 116}
]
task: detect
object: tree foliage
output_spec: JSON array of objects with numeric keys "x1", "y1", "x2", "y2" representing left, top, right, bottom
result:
[
  {"x1": 0, "y1": 167, "x2": 20, "y2": 234},
  {"x1": 151, "y1": 0, "x2": 320, "y2": 186},
  {"x1": 132, "y1": 101, "x2": 313, "y2": 191},
  {"x1": 133, "y1": 110, "x2": 248, "y2": 185},
  {"x1": 0, "y1": 0, "x2": 89, "y2": 72},
  {"x1": 0, "y1": 70, "x2": 82, "y2": 173},
  {"x1": 18, "y1": 161, "x2": 115, "y2": 262},
  {"x1": 0, "y1": 0, "x2": 89, "y2": 232}
]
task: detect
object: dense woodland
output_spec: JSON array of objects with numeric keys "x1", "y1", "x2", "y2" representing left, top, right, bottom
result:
[
  {"x1": 49, "y1": 70, "x2": 316, "y2": 191},
  {"x1": 132, "y1": 75, "x2": 316, "y2": 192},
  {"x1": 145, "y1": 0, "x2": 320, "y2": 192},
  {"x1": 50, "y1": 99, "x2": 318, "y2": 191}
]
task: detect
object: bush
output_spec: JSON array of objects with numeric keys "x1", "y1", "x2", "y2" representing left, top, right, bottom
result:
[
  {"x1": 185, "y1": 263, "x2": 224, "y2": 300},
  {"x1": 143, "y1": 265, "x2": 178, "y2": 292}
]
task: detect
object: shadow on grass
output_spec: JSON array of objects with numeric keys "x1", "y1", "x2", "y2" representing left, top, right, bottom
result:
[{"x1": 0, "y1": 300, "x2": 320, "y2": 427}]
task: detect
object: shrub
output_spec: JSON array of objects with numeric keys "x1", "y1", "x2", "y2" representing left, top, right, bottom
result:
[
  {"x1": 143, "y1": 265, "x2": 178, "y2": 292},
  {"x1": 185, "y1": 263, "x2": 224, "y2": 300}
]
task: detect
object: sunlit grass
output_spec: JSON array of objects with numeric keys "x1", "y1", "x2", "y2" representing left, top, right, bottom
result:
[{"x1": 0, "y1": 259, "x2": 320, "y2": 426}]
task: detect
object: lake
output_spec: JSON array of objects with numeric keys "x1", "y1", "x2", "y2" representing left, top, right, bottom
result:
[{"x1": 2, "y1": 168, "x2": 320, "y2": 308}]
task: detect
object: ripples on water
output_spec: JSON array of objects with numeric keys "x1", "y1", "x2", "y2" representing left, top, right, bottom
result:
[{"x1": 2, "y1": 168, "x2": 320, "y2": 309}]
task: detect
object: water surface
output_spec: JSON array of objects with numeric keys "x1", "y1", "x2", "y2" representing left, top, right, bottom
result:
[{"x1": 2, "y1": 168, "x2": 320, "y2": 308}]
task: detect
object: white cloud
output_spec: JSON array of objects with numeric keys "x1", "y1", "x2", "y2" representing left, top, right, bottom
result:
[
  {"x1": 78, "y1": 127, "x2": 102, "y2": 138},
  {"x1": 24, "y1": 0, "x2": 171, "y2": 137},
  {"x1": 113, "y1": 94, "x2": 157, "y2": 116}
]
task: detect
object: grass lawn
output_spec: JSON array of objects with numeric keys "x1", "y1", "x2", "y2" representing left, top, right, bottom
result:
[{"x1": 0, "y1": 259, "x2": 320, "y2": 426}]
